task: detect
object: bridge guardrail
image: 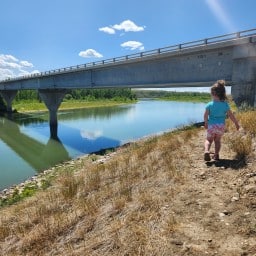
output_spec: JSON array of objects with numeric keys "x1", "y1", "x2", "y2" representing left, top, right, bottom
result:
[{"x1": 1, "y1": 28, "x2": 256, "y2": 83}]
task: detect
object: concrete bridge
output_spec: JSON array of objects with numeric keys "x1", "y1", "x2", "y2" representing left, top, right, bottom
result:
[{"x1": 0, "y1": 28, "x2": 256, "y2": 135}]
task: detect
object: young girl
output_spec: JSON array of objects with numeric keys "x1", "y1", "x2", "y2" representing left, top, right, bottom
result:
[{"x1": 204, "y1": 80, "x2": 240, "y2": 161}]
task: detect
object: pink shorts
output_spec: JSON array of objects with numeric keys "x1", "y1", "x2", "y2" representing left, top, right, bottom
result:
[{"x1": 207, "y1": 124, "x2": 225, "y2": 140}]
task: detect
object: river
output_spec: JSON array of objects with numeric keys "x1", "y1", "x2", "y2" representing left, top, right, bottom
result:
[{"x1": 0, "y1": 100, "x2": 205, "y2": 190}]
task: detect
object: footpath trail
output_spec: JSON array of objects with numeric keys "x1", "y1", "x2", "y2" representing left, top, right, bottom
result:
[{"x1": 175, "y1": 128, "x2": 256, "y2": 255}]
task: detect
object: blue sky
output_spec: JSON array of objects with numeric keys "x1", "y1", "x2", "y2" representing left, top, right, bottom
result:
[{"x1": 0, "y1": 0, "x2": 255, "y2": 87}]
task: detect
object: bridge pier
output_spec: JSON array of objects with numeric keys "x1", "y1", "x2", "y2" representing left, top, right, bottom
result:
[
  {"x1": 38, "y1": 89, "x2": 67, "y2": 139},
  {"x1": 231, "y1": 82, "x2": 256, "y2": 107},
  {"x1": 0, "y1": 90, "x2": 18, "y2": 112},
  {"x1": 231, "y1": 42, "x2": 256, "y2": 107}
]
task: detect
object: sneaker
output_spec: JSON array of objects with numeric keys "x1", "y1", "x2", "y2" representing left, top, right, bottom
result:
[
  {"x1": 213, "y1": 154, "x2": 219, "y2": 161},
  {"x1": 204, "y1": 152, "x2": 211, "y2": 161}
]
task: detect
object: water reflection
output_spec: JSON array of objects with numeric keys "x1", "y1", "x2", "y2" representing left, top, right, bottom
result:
[
  {"x1": 57, "y1": 104, "x2": 135, "y2": 121},
  {"x1": 58, "y1": 124, "x2": 121, "y2": 155},
  {"x1": 0, "y1": 117, "x2": 70, "y2": 171},
  {"x1": 0, "y1": 105, "x2": 129, "y2": 190}
]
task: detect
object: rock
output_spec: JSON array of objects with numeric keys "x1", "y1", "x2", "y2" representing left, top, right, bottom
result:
[
  {"x1": 219, "y1": 212, "x2": 226, "y2": 218},
  {"x1": 231, "y1": 196, "x2": 239, "y2": 202},
  {"x1": 222, "y1": 210, "x2": 231, "y2": 215},
  {"x1": 170, "y1": 239, "x2": 183, "y2": 246}
]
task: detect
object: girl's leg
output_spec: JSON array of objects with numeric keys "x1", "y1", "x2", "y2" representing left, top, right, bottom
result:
[
  {"x1": 204, "y1": 125, "x2": 216, "y2": 161},
  {"x1": 204, "y1": 138, "x2": 213, "y2": 161},
  {"x1": 204, "y1": 138, "x2": 213, "y2": 153},
  {"x1": 214, "y1": 135, "x2": 222, "y2": 160}
]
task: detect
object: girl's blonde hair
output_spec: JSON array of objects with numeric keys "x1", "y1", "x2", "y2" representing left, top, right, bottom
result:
[{"x1": 211, "y1": 79, "x2": 227, "y2": 101}]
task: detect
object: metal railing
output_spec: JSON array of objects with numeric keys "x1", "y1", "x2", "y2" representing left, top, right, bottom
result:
[{"x1": 1, "y1": 28, "x2": 256, "y2": 83}]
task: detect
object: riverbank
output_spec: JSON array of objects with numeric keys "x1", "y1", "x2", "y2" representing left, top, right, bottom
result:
[
  {"x1": 134, "y1": 89, "x2": 211, "y2": 102},
  {"x1": 0, "y1": 110, "x2": 255, "y2": 255},
  {"x1": 12, "y1": 99, "x2": 137, "y2": 113},
  {"x1": 11, "y1": 90, "x2": 213, "y2": 113}
]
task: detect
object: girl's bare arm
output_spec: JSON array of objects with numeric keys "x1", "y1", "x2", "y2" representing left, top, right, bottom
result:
[
  {"x1": 204, "y1": 109, "x2": 209, "y2": 129},
  {"x1": 227, "y1": 110, "x2": 240, "y2": 130}
]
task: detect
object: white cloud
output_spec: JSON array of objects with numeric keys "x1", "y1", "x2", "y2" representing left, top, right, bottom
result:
[
  {"x1": 99, "y1": 19, "x2": 145, "y2": 35},
  {"x1": 80, "y1": 130, "x2": 103, "y2": 140},
  {"x1": 0, "y1": 54, "x2": 38, "y2": 80},
  {"x1": 20, "y1": 60, "x2": 34, "y2": 68},
  {"x1": 121, "y1": 41, "x2": 145, "y2": 51},
  {"x1": 79, "y1": 49, "x2": 103, "y2": 58},
  {"x1": 99, "y1": 26, "x2": 115, "y2": 34},
  {"x1": 18, "y1": 69, "x2": 31, "y2": 76},
  {"x1": 113, "y1": 20, "x2": 144, "y2": 32},
  {"x1": 31, "y1": 70, "x2": 40, "y2": 74},
  {"x1": 0, "y1": 59, "x2": 20, "y2": 69},
  {"x1": 0, "y1": 54, "x2": 18, "y2": 62},
  {"x1": 98, "y1": 20, "x2": 145, "y2": 53},
  {"x1": 0, "y1": 68, "x2": 14, "y2": 78}
]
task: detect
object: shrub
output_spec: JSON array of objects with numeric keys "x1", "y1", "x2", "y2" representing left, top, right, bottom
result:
[
  {"x1": 238, "y1": 110, "x2": 256, "y2": 136},
  {"x1": 226, "y1": 133, "x2": 252, "y2": 160}
]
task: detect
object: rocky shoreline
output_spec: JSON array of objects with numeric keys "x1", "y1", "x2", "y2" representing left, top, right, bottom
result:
[
  {"x1": 0, "y1": 165, "x2": 58, "y2": 201},
  {"x1": 0, "y1": 150, "x2": 118, "y2": 203}
]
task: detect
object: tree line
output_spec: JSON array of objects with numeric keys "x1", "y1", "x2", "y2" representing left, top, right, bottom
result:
[
  {"x1": 134, "y1": 89, "x2": 211, "y2": 102},
  {"x1": 12, "y1": 88, "x2": 137, "y2": 102},
  {"x1": 0, "y1": 88, "x2": 137, "y2": 111}
]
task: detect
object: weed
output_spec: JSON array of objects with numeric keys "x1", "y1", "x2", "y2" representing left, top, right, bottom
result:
[
  {"x1": 0, "y1": 221, "x2": 11, "y2": 240},
  {"x1": 58, "y1": 171, "x2": 80, "y2": 200},
  {"x1": 226, "y1": 133, "x2": 252, "y2": 160},
  {"x1": 238, "y1": 110, "x2": 256, "y2": 136},
  {"x1": 112, "y1": 197, "x2": 126, "y2": 214},
  {"x1": 164, "y1": 214, "x2": 179, "y2": 234},
  {"x1": 85, "y1": 167, "x2": 101, "y2": 192}
]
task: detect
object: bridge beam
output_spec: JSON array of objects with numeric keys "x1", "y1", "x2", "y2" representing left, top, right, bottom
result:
[
  {"x1": 38, "y1": 89, "x2": 67, "y2": 139},
  {"x1": 0, "y1": 90, "x2": 18, "y2": 112},
  {"x1": 231, "y1": 42, "x2": 256, "y2": 107}
]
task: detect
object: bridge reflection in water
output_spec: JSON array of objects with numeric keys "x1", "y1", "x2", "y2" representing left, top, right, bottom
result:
[
  {"x1": 0, "y1": 104, "x2": 126, "y2": 178},
  {"x1": 0, "y1": 116, "x2": 70, "y2": 172}
]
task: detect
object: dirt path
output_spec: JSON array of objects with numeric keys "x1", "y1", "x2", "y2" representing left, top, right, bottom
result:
[{"x1": 174, "y1": 128, "x2": 256, "y2": 255}]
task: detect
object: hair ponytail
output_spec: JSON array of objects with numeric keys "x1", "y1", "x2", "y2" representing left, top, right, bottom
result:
[{"x1": 211, "y1": 80, "x2": 227, "y2": 101}]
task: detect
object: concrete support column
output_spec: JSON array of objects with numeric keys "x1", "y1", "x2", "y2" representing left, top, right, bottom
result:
[
  {"x1": 0, "y1": 90, "x2": 18, "y2": 112},
  {"x1": 231, "y1": 82, "x2": 256, "y2": 107},
  {"x1": 232, "y1": 42, "x2": 256, "y2": 107},
  {"x1": 38, "y1": 89, "x2": 67, "y2": 139}
]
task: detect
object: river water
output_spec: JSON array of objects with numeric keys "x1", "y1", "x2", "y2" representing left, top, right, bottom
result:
[{"x1": 0, "y1": 100, "x2": 205, "y2": 190}]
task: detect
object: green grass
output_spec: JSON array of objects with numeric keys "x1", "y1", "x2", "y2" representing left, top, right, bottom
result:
[
  {"x1": 159, "y1": 91, "x2": 211, "y2": 102},
  {"x1": 134, "y1": 90, "x2": 211, "y2": 102},
  {"x1": 13, "y1": 99, "x2": 136, "y2": 112},
  {"x1": 0, "y1": 184, "x2": 38, "y2": 207}
]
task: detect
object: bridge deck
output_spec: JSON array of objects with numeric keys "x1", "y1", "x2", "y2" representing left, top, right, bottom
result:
[{"x1": 0, "y1": 28, "x2": 255, "y2": 86}]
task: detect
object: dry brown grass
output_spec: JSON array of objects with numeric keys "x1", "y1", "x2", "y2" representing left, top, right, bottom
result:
[
  {"x1": 225, "y1": 109, "x2": 256, "y2": 160},
  {"x1": 237, "y1": 110, "x2": 256, "y2": 136},
  {"x1": 0, "y1": 127, "x2": 196, "y2": 255},
  {"x1": 0, "y1": 110, "x2": 256, "y2": 255}
]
